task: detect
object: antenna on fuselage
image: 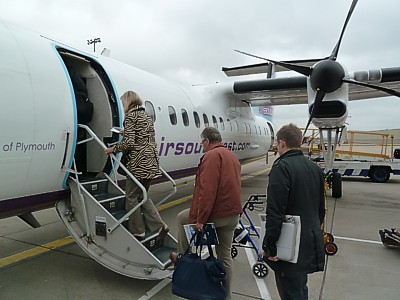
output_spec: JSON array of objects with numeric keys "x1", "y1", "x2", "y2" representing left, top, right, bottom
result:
[{"x1": 87, "y1": 38, "x2": 101, "y2": 52}]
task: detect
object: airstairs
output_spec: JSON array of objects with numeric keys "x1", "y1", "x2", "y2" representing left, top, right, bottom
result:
[{"x1": 57, "y1": 125, "x2": 177, "y2": 279}]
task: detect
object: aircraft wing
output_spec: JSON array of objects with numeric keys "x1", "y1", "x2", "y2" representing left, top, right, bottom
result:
[
  {"x1": 232, "y1": 76, "x2": 308, "y2": 106},
  {"x1": 230, "y1": 67, "x2": 400, "y2": 106}
]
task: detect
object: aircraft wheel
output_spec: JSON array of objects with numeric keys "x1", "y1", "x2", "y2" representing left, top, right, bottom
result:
[
  {"x1": 331, "y1": 172, "x2": 342, "y2": 198},
  {"x1": 252, "y1": 262, "x2": 269, "y2": 278},
  {"x1": 231, "y1": 246, "x2": 238, "y2": 259},
  {"x1": 324, "y1": 232, "x2": 335, "y2": 243},
  {"x1": 369, "y1": 167, "x2": 390, "y2": 183},
  {"x1": 325, "y1": 242, "x2": 338, "y2": 256}
]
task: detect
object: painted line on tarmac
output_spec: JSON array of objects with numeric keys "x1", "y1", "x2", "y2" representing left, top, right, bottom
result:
[
  {"x1": 157, "y1": 166, "x2": 270, "y2": 212},
  {"x1": 335, "y1": 236, "x2": 382, "y2": 245},
  {"x1": 157, "y1": 195, "x2": 193, "y2": 212},
  {"x1": 138, "y1": 278, "x2": 172, "y2": 300},
  {"x1": 0, "y1": 166, "x2": 270, "y2": 269},
  {"x1": 0, "y1": 236, "x2": 74, "y2": 268},
  {"x1": 244, "y1": 247, "x2": 271, "y2": 300}
]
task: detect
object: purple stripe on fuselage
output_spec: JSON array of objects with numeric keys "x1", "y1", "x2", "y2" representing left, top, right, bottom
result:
[
  {"x1": 0, "y1": 190, "x2": 70, "y2": 218},
  {"x1": 0, "y1": 167, "x2": 198, "y2": 219}
]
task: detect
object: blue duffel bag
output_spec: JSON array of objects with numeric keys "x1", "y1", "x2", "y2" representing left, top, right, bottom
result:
[{"x1": 172, "y1": 229, "x2": 227, "y2": 300}]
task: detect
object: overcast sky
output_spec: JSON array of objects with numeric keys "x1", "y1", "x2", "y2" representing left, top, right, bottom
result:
[{"x1": 1, "y1": 0, "x2": 399, "y2": 131}]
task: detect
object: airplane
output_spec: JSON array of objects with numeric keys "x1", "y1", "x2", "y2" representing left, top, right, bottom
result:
[
  {"x1": 1, "y1": 0, "x2": 400, "y2": 279},
  {"x1": 0, "y1": 17, "x2": 274, "y2": 279}
]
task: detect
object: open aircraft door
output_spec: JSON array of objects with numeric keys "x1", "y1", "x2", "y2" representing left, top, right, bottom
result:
[{"x1": 55, "y1": 49, "x2": 177, "y2": 279}]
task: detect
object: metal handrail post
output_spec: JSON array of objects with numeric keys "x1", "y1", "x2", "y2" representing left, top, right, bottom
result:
[{"x1": 155, "y1": 167, "x2": 177, "y2": 207}]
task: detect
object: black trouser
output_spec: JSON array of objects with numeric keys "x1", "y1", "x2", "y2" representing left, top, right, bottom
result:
[{"x1": 274, "y1": 271, "x2": 308, "y2": 300}]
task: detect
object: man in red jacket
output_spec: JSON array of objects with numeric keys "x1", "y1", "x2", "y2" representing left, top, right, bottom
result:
[{"x1": 172, "y1": 127, "x2": 242, "y2": 299}]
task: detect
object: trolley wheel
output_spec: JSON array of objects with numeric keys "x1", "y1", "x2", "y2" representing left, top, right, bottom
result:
[
  {"x1": 231, "y1": 246, "x2": 238, "y2": 259},
  {"x1": 248, "y1": 204, "x2": 254, "y2": 211},
  {"x1": 325, "y1": 242, "x2": 338, "y2": 256},
  {"x1": 252, "y1": 262, "x2": 269, "y2": 278},
  {"x1": 324, "y1": 232, "x2": 335, "y2": 243}
]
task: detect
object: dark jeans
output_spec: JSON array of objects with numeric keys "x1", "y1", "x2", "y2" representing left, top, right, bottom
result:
[{"x1": 274, "y1": 271, "x2": 308, "y2": 300}]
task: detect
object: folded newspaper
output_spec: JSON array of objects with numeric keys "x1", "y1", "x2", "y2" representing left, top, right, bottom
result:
[{"x1": 259, "y1": 214, "x2": 301, "y2": 263}]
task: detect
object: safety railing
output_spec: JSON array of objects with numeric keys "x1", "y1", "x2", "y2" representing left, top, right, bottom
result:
[{"x1": 73, "y1": 124, "x2": 176, "y2": 234}]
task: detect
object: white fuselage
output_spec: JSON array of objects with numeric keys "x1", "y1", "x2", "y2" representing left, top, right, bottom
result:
[{"x1": 0, "y1": 19, "x2": 274, "y2": 216}]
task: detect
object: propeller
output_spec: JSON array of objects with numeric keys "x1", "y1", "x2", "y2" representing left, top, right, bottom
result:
[{"x1": 239, "y1": 0, "x2": 400, "y2": 136}]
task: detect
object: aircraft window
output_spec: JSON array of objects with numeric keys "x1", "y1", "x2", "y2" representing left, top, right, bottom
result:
[
  {"x1": 227, "y1": 119, "x2": 232, "y2": 131},
  {"x1": 181, "y1": 109, "x2": 189, "y2": 127},
  {"x1": 212, "y1": 115, "x2": 218, "y2": 129},
  {"x1": 258, "y1": 126, "x2": 261, "y2": 135},
  {"x1": 245, "y1": 123, "x2": 251, "y2": 134},
  {"x1": 193, "y1": 111, "x2": 200, "y2": 128},
  {"x1": 264, "y1": 128, "x2": 267, "y2": 135},
  {"x1": 145, "y1": 101, "x2": 156, "y2": 123},
  {"x1": 234, "y1": 120, "x2": 239, "y2": 132},
  {"x1": 219, "y1": 117, "x2": 225, "y2": 130},
  {"x1": 168, "y1": 106, "x2": 177, "y2": 125},
  {"x1": 254, "y1": 125, "x2": 257, "y2": 135},
  {"x1": 203, "y1": 114, "x2": 209, "y2": 127}
]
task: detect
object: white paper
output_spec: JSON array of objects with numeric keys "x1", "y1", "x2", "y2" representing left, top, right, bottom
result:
[{"x1": 259, "y1": 214, "x2": 301, "y2": 263}]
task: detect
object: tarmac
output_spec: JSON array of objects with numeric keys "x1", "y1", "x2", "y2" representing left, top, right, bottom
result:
[{"x1": 1, "y1": 156, "x2": 399, "y2": 300}]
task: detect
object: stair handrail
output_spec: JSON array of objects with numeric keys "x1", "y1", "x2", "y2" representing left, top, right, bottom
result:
[
  {"x1": 155, "y1": 167, "x2": 177, "y2": 207},
  {"x1": 77, "y1": 124, "x2": 148, "y2": 233},
  {"x1": 77, "y1": 124, "x2": 177, "y2": 233},
  {"x1": 70, "y1": 159, "x2": 91, "y2": 237}
]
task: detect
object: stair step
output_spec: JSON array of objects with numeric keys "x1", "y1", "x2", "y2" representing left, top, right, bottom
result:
[
  {"x1": 96, "y1": 194, "x2": 125, "y2": 202},
  {"x1": 82, "y1": 179, "x2": 109, "y2": 196},
  {"x1": 152, "y1": 246, "x2": 176, "y2": 266},
  {"x1": 141, "y1": 232, "x2": 160, "y2": 244},
  {"x1": 101, "y1": 197, "x2": 126, "y2": 214},
  {"x1": 81, "y1": 178, "x2": 108, "y2": 185}
]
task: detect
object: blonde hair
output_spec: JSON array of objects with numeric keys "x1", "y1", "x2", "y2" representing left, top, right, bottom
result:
[{"x1": 120, "y1": 91, "x2": 143, "y2": 113}]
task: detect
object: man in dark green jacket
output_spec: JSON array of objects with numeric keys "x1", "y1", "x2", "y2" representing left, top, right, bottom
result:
[{"x1": 262, "y1": 123, "x2": 325, "y2": 300}]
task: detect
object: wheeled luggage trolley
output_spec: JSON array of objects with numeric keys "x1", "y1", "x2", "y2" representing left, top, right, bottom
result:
[
  {"x1": 379, "y1": 228, "x2": 400, "y2": 248},
  {"x1": 231, "y1": 194, "x2": 269, "y2": 278}
]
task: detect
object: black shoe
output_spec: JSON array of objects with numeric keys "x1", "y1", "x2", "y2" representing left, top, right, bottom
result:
[{"x1": 158, "y1": 226, "x2": 170, "y2": 238}]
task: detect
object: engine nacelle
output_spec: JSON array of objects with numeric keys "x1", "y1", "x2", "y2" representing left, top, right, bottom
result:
[{"x1": 306, "y1": 61, "x2": 349, "y2": 128}]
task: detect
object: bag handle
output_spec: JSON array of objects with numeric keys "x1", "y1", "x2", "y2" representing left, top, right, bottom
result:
[{"x1": 185, "y1": 229, "x2": 216, "y2": 258}]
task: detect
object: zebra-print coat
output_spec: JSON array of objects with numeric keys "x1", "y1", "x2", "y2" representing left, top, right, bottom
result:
[{"x1": 113, "y1": 105, "x2": 160, "y2": 179}]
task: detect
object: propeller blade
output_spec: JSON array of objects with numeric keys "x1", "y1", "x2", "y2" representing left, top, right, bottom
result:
[
  {"x1": 303, "y1": 90, "x2": 326, "y2": 137},
  {"x1": 303, "y1": 116, "x2": 314, "y2": 139},
  {"x1": 329, "y1": 0, "x2": 359, "y2": 60},
  {"x1": 234, "y1": 49, "x2": 312, "y2": 76},
  {"x1": 342, "y1": 78, "x2": 400, "y2": 97}
]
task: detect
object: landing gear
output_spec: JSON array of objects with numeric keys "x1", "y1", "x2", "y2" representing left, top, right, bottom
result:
[
  {"x1": 331, "y1": 172, "x2": 342, "y2": 198},
  {"x1": 326, "y1": 172, "x2": 342, "y2": 198}
]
